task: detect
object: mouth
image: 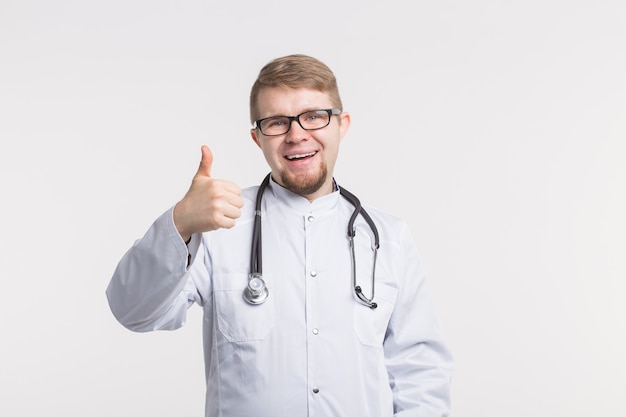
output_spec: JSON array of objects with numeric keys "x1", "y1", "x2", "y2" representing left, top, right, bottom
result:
[{"x1": 285, "y1": 151, "x2": 317, "y2": 161}]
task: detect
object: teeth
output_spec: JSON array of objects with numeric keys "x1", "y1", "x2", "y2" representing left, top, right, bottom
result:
[{"x1": 286, "y1": 152, "x2": 316, "y2": 160}]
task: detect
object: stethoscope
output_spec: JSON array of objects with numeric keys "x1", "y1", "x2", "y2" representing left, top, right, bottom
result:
[{"x1": 244, "y1": 173, "x2": 380, "y2": 309}]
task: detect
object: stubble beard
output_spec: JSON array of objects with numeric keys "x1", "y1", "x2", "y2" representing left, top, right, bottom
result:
[{"x1": 279, "y1": 162, "x2": 329, "y2": 197}]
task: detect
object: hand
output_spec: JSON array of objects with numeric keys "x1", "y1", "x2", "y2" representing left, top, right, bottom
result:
[{"x1": 173, "y1": 145, "x2": 244, "y2": 241}]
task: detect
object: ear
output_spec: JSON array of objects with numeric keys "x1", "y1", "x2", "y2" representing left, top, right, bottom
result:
[
  {"x1": 250, "y1": 128, "x2": 262, "y2": 148},
  {"x1": 338, "y1": 111, "x2": 351, "y2": 142}
]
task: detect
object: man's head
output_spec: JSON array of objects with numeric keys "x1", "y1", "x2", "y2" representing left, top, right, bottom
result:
[{"x1": 250, "y1": 54, "x2": 351, "y2": 201}]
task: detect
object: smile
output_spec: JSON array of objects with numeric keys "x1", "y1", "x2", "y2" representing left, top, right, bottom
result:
[{"x1": 286, "y1": 151, "x2": 317, "y2": 160}]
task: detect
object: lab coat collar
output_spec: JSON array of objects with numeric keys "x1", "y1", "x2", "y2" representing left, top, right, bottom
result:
[{"x1": 266, "y1": 175, "x2": 341, "y2": 213}]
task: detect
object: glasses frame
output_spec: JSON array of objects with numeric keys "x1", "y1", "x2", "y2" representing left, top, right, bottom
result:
[{"x1": 254, "y1": 108, "x2": 341, "y2": 136}]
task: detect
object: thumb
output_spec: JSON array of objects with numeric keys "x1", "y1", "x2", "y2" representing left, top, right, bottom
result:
[{"x1": 195, "y1": 145, "x2": 213, "y2": 178}]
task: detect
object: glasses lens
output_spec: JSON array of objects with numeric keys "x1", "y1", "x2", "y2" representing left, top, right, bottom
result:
[
  {"x1": 259, "y1": 117, "x2": 290, "y2": 136},
  {"x1": 298, "y1": 110, "x2": 331, "y2": 130}
]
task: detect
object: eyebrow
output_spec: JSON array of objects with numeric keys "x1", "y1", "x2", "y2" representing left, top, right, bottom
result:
[{"x1": 260, "y1": 108, "x2": 325, "y2": 119}]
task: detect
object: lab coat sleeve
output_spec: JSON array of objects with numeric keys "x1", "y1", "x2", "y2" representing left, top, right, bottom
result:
[
  {"x1": 385, "y1": 222, "x2": 454, "y2": 417},
  {"x1": 106, "y1": 207, "x2": 209, "y2": 332}
]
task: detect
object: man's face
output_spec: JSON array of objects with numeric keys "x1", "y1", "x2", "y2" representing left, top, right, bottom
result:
[{"x1": 250, "y1": 87, "x2": 351, "y2": 201}]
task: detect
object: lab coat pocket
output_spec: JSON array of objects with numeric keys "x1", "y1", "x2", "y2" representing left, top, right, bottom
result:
[
  {"x1": 213, "y1": 273, "x2": 275, "y2": 342},
  {"x1": 353, "y1": 282, "x2": 398, "y2": 347}
]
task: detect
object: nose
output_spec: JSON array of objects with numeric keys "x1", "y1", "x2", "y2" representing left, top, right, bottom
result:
[{"x1": 285, "y1": 118, "x2": 308, "y2": 142}]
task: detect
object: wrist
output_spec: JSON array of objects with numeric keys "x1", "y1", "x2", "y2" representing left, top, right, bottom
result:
[{"x1": 173, "y1": 202, "x2": 193, "y2": 243}]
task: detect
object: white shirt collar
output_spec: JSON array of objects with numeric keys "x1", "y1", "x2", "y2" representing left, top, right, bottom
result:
[{"x1": 266, "y1": 175, "x2": 341, "y2": 213}]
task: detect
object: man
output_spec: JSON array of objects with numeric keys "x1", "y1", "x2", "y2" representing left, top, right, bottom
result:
[{"x1": 107, "y1": 54, "x2": 453, "y2": 416}]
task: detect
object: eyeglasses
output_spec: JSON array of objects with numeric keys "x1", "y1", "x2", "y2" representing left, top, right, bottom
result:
[{"x1": 254, "y1": 108, "x2": 341, "y2": 136}]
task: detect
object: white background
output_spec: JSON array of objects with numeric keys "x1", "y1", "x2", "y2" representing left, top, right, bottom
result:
[{"x1": 1, "y1": 1, "x2": 625, "y2": 416}]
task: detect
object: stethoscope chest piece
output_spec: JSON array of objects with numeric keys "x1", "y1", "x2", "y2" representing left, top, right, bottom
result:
[{"x1": 243, "y1": 273, "x2": 269, "y2": 305}]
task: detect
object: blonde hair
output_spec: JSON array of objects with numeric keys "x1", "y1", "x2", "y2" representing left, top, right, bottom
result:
[{"x1": 249, "y1": 54, "x2": 343, "y2": 123}]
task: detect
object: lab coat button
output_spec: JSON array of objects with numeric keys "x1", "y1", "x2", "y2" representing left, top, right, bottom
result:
[
  {"x1": 310, "y1": 270, "x2": 317, "y2": 277},
  {"x1": 307, "y1": 215, "x2": 315, "y2": 222},
  {"x1": 312, "y1": 387, "x2": 320, "y2": 394},
  {"x1": 312, "y1": 328, "x2": 319, "y2": 335}
]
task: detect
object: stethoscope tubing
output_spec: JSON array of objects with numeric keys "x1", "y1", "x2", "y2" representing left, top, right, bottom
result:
[{"x1": 245, "y1": 173, "x2": 379, "y2": 309}]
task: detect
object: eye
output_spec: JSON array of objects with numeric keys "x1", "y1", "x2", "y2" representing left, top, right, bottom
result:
[
  {"x1": 261, "y1": 117, "x2": 287, "y2": 129},
  {"x1": 267, "y1": 118, "x2": 286, "y2": 127},
  {"x1": 304, "y1": 111, "x2": 323, "y2": 121}
]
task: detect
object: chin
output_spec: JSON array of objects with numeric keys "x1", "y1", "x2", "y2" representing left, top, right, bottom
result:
[{"x1": 280, "y1": 166, "x2": 328, "y2": 196}]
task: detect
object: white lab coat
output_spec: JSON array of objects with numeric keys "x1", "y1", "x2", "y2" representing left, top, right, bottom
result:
[{"x1": 107, "y1": 178, "x2": 453, "y2": 416}]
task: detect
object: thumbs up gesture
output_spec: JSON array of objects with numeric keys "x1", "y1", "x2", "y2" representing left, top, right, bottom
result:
[{"x1": 173, "y1": 145, "x2": 244, "y2": 241}]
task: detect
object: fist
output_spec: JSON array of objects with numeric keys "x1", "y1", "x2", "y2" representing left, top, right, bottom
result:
[{"x1": 173, "y1": 145, "x2": 244, "y2": 241}]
